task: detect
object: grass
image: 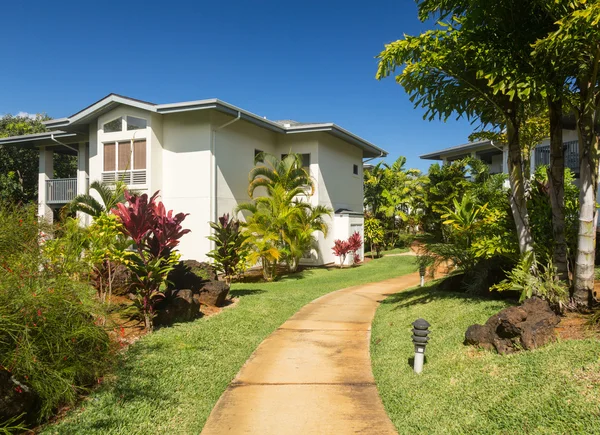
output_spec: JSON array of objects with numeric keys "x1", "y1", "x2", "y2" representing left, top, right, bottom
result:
[
  {"x1": 43, "y1": 255, "x2": 417, "y2": 434},
  {"x1": 371, "y1": 282, "x2": 600, "y2": 435},
  {"x1": 364, "y1": 247, "x2": 411, "y2": 257}
]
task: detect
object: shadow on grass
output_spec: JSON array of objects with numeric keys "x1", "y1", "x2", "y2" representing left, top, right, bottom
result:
[
  {"x1": 383, "y1": 286, "x2": 472, "y2": 311},
  {"x1": 229, "y1": 289, "x2": 267, "y2": 297}
]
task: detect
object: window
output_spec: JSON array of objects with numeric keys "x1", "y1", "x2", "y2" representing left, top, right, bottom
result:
[
  {"x1": 127, "y1": 116, "x2": 147, "y2": 131},
  {"x1": 103, "y1": 116, "x2": 147, "y2": 132},
  {"x1": 281, "y1": 153, "x2": 310, "y2": 169},
  {"x1": 254, "y1": 149, "x2": 263, "y2": 160},
  {"x1": 353, "y1": 164, "x2": 359, "y2": 175},
  {"x1": 103, "y1": 117, "x2": 123, "y2": 133},
  {"x1": 103, "y1": 140, "x2": 147, "y2": 184}
]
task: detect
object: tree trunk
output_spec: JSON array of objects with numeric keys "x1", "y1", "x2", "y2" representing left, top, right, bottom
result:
[
  {"x1": 574, "y1": 111, "x2": 599, "y2": 307},
  {"x1": 506, "y1": 114, "x2": 535, "y2": 254},
  {"x1": 547, "y1": 98, "x2": 568, "y2": 281}
]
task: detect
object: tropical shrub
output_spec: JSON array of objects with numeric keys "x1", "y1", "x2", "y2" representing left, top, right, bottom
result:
[
  {"x1": 422, "y1": 160, "x2": 471, "y2": 239},
  {"x1": 0, "y1": 204, "x2": 113, "y2": 426},
  {"x1": 282, "y1": 204, "x2": 331, "y2": 272},
  {"x1": 112, "y1": 191, "x2": 190, "y2": 330},
  {"x1": 66, "y1": 180, "x2": 128, "y2": 218},
  {"x1": 86, "y1": 213, "x2": 133, "y2": 304},
  {"x1": 364, "y1": 217, "x2": 384, "y2": 258},
  {"x1": 492, "y1": 252, "x2": 568, "y2": 308},
  {"x1": 40, "y1": 217, "x2": 89, "y2": 277},
  {"x1": 240, "y1": 153, "x2": 330, "y2": 279},
  {"x1": 364, "y1": 156, "x2": 428, "y2": 245},
  {"x1": 207, "y1": 213, "x2": 249, "y2": 283}
]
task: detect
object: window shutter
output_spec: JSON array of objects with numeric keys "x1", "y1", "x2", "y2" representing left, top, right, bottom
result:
[
  {"x1": 133, "y1": 140, "x2": 147, "y2": 169},
  {"x1": 104, "y1": 143, "x2": 116, "y2": 171},
  {"x1": 118, "y1": 141, "x2": 132, "y2": 170}
]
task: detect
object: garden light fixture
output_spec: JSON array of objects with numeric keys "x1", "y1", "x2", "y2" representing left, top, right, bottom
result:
[
  {"x1": 419, "y1": 264, "x2": 426, "y2": 287},
  {"x1": 411, "y1": 318, "x2": 431, "y2": 374}
]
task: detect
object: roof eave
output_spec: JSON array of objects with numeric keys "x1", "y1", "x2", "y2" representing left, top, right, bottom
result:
[{"x1": 286, "y1": 124, "x2": 388, "y2": 158}]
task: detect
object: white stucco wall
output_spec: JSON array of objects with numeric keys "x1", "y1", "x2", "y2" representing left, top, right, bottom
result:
[
  {"x1": 316, "y1": 134, "x2": 364, "y2": 265},
  {"x1": 213, "y1": 112, "x2": 279, "y2": 219},
  {"x1": 161, "y1": 111, "x2": 212, "y2": 261},
  {"x1": 81, "y1": 106, "x2": 366, "y2": 265}
]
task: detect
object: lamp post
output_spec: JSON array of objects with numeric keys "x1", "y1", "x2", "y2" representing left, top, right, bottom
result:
[
  {"x1": 411, "y1": 318, "x2": 431, "y2": 374},
  {"x1": 419, "y1": 264, "x2": 426, "y2": 287}
]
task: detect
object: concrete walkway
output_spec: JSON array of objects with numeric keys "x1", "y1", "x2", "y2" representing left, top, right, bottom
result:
[{"x1": 201, "y1": 272, "x2": 421, "y2": 435}]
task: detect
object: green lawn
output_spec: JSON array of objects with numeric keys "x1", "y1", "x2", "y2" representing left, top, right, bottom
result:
[
  {"x1": 371, "y1": 282, "x2": 600, "y2": 435},
  {"x1": 44, "y1": 256, "x2": 417, "y2": 434},
  {"x1": 364, "y1": 247, "x2": 411, "y2": 257}
]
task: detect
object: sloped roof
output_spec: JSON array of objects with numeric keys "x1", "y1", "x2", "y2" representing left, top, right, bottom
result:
[{"x1": 39, "y1": 94, "x2": 387, "y2": 158}]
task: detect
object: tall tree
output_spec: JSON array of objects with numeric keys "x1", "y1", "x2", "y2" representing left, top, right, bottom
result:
[
  {"x1": 376, "y1": 0, "x2": 557, "y2": 257},
  {"x1": 534, "y1": 0, "x2": 600, "y2": 306}
]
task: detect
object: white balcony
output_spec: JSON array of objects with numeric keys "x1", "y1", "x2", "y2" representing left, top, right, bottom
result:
[{"x1": 46, "y1": 178, "x2": 77, "y2": 204}]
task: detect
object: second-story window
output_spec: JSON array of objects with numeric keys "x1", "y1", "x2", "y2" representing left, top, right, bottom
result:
[
  {"x1": 103, "y1": 140, "x2": 147, "y2": 185},
  {"x1": 103, "y1": 116, "x2": 147, "y2": 133}
]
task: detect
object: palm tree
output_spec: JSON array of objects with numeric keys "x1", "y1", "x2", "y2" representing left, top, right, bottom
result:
[
  {"x1": 66, "y1": 181, "x2": 127, "y2": 218},
  {"x1": 238, "y1": 184, "x2": 305, "y2": 280},
  {"x1": 248, "y1": 152, "x2": 313, "y2": 198},
  {"x1": 283, "y1": 204, "x2": 332, "y2": 272}
]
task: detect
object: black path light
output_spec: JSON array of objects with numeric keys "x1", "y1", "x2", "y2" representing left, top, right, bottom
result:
[{"x1": 411, "y1": 318, "x2": 431, "y2": 374}]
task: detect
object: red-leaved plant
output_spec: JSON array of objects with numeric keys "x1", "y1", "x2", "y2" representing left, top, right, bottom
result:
[
  {"x1": 332, "y1": 231, "x2": 363, "y2": 268},
  {"x1": 112, "y1": 190, "x2": 190, "y2": 330}
]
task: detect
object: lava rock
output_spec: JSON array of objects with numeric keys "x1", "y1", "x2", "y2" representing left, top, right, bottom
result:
[
  {"x1": 184, "y1": 260, "x2": 218, "y2": 282},
  {"x1": 0, "y1": 369, "x2": 39, "y2": 425},
  {"x1": 464, "y1": 297, "x2": 560, "y2": 354},
  {"x1": 167, "y1": 262, "x2": 207, "y2": 292},
  {"x1": 198, "y1": 281, "x2": 230, "y2": 307},
  {"x1": 154, "y1": 289, "x2": 201, "y2": 326}
]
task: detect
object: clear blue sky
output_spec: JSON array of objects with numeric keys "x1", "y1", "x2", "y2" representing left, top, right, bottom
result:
[{"x1": 0, "y1": 0, "x2": 476, "y2": 173}]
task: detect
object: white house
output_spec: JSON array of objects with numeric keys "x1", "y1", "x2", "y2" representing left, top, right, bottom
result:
[
  {"x1": 0, "y1": 94, "x2": 387, "y2": 265},
  {"x1": 420, "y1": 128, "x2": 580, "y2": 180},
  {"x1": 420, "y1": 125, "x2": 600, "y2": 223}
]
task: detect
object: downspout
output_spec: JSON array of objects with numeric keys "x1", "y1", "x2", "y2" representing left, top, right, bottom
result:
[
  {"x1": 210, "y1": 112, "x2": 242, "y2": 251},
  {"x1": 50, "y1": 133, "x2": 79, "y2": 153},
  {"x1": 363, "y1": 151, "x2": 385, "y2": 164}
]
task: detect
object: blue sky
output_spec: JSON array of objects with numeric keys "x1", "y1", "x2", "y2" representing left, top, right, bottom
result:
[{"x1": 0, "y1": 0, "x2": 476, "y2": 173}]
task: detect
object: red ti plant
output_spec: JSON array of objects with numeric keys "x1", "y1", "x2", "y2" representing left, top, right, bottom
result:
[
  {"x1": 112, "y1": 190, "x2": 190, "y2": 330},
  {"x1": 332, "y1": 239, "x2": 351, "y2": 268},
  {"x1": 332, "y1": 231, "x2": 363, "y2": 268}
]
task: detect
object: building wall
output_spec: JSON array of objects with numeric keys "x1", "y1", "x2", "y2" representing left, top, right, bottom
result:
[
  {"x1": 213, "y1": 112, "x2": 279, "y2": 219},
  {"x1": 83, "y1": 107, "x2": 366, "y2": 265},
  {"x1": 316, "y1": 133, "x2": 364, "y2": 265},
  {"x1": 161, "y1": 110, "x2": 212, "y2": 261}
]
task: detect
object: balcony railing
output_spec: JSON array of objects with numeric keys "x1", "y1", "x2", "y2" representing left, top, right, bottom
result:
[
  {"x1": 534, "y1": 141, "x2": 579, "y2": 173},
  {"x1": 46, "y1": 178, "x2": 77, "y2": 204}
]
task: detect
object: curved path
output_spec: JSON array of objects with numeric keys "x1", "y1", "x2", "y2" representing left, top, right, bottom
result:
[{"x1": 201, "y1": 272, "x2": 420, "y2": 435}]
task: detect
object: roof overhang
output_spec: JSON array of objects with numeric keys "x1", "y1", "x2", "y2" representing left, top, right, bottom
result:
[
  {"x1": 39, "y1": 93, "x2": 388, "y2": 158},
  {"x1": 420, "y1": 139, "x2": 498, "y2": 161},
  {"x1": 0, "y1": 131, "x2": 84, "y2": 154}
]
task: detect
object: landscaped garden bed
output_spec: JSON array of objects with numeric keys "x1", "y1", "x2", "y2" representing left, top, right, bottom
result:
[
  {"x1": 371, "y1": 280, "x2": 600, "y2": 435},
  {"x1": 40, "y1": 255, "x2": 417, "y2": 434}
]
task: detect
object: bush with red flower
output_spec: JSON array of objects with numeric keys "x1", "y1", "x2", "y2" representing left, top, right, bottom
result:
[
  {"x1": 112, "y1": 190, "x2": 190, "y2": 331},
  {"x1": 332, "y1": 231, "x2": 363, "y2": 268}
]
